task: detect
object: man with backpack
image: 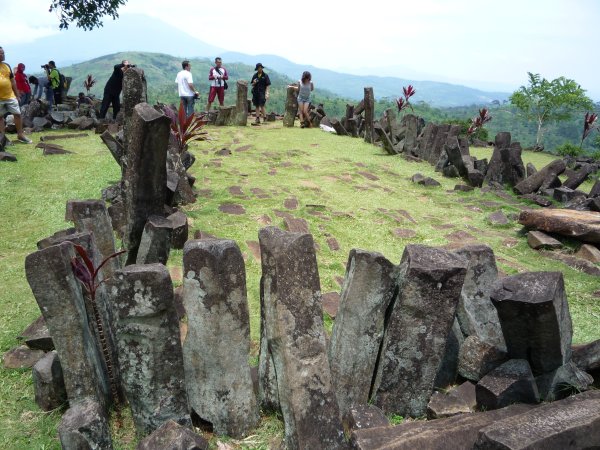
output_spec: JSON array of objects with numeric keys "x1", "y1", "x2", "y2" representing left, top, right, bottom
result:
[
  {"x1": 206, "y1": 57, "x2": 228, "y2": 111},
  {"x1": 47, "y1": 60, "x2": 63, "y2": 106}
]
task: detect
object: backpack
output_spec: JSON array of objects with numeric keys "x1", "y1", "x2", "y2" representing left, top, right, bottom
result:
[{"x1": 58, "y1": 72, "x2": 68, "y2": 90}]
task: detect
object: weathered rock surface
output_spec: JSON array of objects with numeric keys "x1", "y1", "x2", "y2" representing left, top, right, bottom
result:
[
  {"x1": 182, "y1": 239, "x2": 259, "y2": 438},
  {"x1": 328, "y1": 249, "x2": 396, "y2": 414},
  {"x1": 258, "y1": 227, "x2": 345, "y2": 449},
  {"x1": 575, "y1": 243, "x2": 600, "y2": 263},
  {"x1": 454, "y1": 245, "x2": 505, "y2": 350},
  {"x1": 572, "y1": 339, "x2": 600, "y2": 373},
  {"x1": 167, "y1": 210, "x2": 188, "y2": 249},
  {"x1": 372, "y1": 245, "x2": 468, "y2": 417},
  {"x1": 111, "y1": 264, "x2": 189, "y2": 434},
  {"x1": 474, "y1": 390, "x2": 600, "y2": 449},
  {"x1": 535, "y1": 361, "x2": 593, "y2": 401},
  {"x1": 434, "y1": 318, "x2": 464, "y2": 389},
  {"x1": 18, "y1": 315, "x2": 54, "y2": 351},
  {"x1": 458, "y1": 335, "x2": 508, "y2": 382},
  {"x1": 136, "y1": 215, "x2": 172, "y2": 265},
  {"x1": 32, "y1": 351, "x2": 67, "y2": 411},
  {"x1": 476, "y1": 359, "x2": 539, "y2": 410},
  {"x1": 137, "y1": 420, "x2": 208, "y2": 450},
  {"x1": 58, "y1": 398, "x2": 113, "y2": 450},
  {"x1": 519, "y1": 208, "x2": 600, "y2": 244},
  {"x1": 2, "y1": 345, "x2": 45, "y2": 369},
  {"x1": 513, "y1": 159, "x2": 566, "y2": 195},
  {"x1": 427, "y1": 381, "x2": 477, "y2": 419},
  {"x1": 342, "y1": 404, "x2": 389, "y2": 435},
  {"x1": 490, "y1": 272, "x2": 572, "y2": 376},
  {"x1": 484, "y1": 133, "x2": 526, "y2": 187},
  {"x1": 527, "y1": 230, "x2": 563, "y2": 250}
]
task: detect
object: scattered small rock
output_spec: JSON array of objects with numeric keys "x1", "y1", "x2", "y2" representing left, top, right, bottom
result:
[
  {"x1": 322, "y1": 292, "x2": 340, "y2": 319},
  {"x1": 218, "y1": 204, "x2": 246, "y2": 215},
  {"x1": 488, "y1": 210, "x2": 509, "y2": 226},
  {"x1": 527, "y1": 231, "x2": 562, "y2": 250},
  {"x1": 3, "y1": 345, "x2": 45, "y2": 369}
]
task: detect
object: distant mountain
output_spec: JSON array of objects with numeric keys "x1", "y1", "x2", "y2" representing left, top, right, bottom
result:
[
  {"x1": 9, "y1": 14, "x2": 223, "y2": 72},
  {"x1": 220, "y1": 52, "x2": 511, "y2": 107},
  {"x1": 9, "y1": 13, "x2": 510, "y2": 108}
]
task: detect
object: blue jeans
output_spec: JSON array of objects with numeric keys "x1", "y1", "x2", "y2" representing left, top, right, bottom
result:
[
  {"x1": 181, "y1": 96, "x2": 195, "y2": 118},
  {"x1": 19, "y1": 92, "x2": 32, "y2": 106}
]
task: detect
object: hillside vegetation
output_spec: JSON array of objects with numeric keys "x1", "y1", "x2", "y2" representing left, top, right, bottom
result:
[{"x1": 1, "y1": 122, "x2": 599, "y2": 449}]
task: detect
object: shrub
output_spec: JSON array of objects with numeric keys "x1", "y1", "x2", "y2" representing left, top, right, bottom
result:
[{"x1": 555, "y1": 142, "x2": 584, "y2": 157}]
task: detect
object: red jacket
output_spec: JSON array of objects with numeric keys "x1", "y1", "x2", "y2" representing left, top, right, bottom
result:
[{"x1": 15, "y1": 63, "x2": 31, "y2": 94}]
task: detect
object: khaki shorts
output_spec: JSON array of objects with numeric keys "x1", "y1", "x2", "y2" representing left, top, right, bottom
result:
[{"x1": 0, "y1": 98, "x2": 21, "y2": 116}]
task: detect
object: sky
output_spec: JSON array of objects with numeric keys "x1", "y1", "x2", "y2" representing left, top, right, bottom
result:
[{"x1": 2, "y1": 0, "x2": 599, "y2": 98}]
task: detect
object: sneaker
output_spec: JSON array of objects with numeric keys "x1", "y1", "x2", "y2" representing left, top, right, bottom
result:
[{"x1": 17, "y1": 136, "x2": 33, "y2": 144}]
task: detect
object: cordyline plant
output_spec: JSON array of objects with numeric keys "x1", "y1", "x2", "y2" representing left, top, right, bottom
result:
[
  {"x1": 581, "y1": 112, "x2": 598, "y2": 147},
  {"x1": 162, "y1": 105, "x2": 208, "y2": 153},
  {"x1": 70, "y1": 242, "x2": 125, "y2": 409},
  {"x1": 396, "y1": 85, "x2": 416, "y2": 112},
  {"x1": 468, "y1": 108, "x2": 492, "y2": 136},
  {"x1": 83, "y1": 74, "x2": 96, "y2": 94}
]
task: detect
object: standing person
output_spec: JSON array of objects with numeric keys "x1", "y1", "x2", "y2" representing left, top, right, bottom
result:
[
  {"x1": 206, "y1": 57, "x2": 228, "y2": 111},
  {"x1": 289, "y1": 71, "x2": 314, "y2": 128},
  {"x1": 47, "y1": 60, "x2": 62, "y2": 106},
  {"x1": 15, "y1": 63, "x2": 31, "y2": 106},
  {"x1": 0, "y1": 47, "x2": 32, "y2": 143},
  {"x1": 251, "y1": 63, "x2": 270, "y2": 124},
  {"x1": 99, "y1": 60, "x2": 132, "y2": 120},
  {"x1": 176, "y1": 60, "x2": 199, "y2": 118}
]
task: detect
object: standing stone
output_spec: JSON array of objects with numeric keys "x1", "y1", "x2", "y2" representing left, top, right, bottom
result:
[
  {"x1": 372, "y1": 245, "x2": 468, "y2": 417},
  {"x1": 32, "y1": 351, "x2": 67, "y2": 411},
  {"x1": 484, "y1": 133, "x2": 526, "y2": 187},
  {"x1": 136, "y1": 215, "x2": 172, "y2": 265},
  {"x1": 182, "y1": 239, "x2": 259, "y2": 438},
  {"x1": 111, "y1": 264, "x2": 189, "y2": 435},
  {"x1": 258, "y1": 227, "x2": 345, "y2": 450},
  {"x1": 434, "y1": 318, "x2": 464, "y2": 389},
  {"x1": 454, "y1": 245, "x2": 505, "y2": 350},
  {"x1": 25, "y1": 242, "x2": 111, "y2": 408},
  {"x1": 215, "y1": 106, "x2": 235, "y2": 126},
  {"x1": 490, "y1": 272, "x2": 572, "y2": 376},
  {"x1": 363, "y1": 87, "x2": 374, "y2": 144},
  {"x1": 122, "y1": 67, "x2": 147, "y2": 139},
  {"x1": 283, "y1": 85, "x2": 298, "y2": 127},
  {"x1": 476, "y1": 359, "x2": 539, "y2": 410},
  {"x1": 122, "y1": 103, "x2": 170, "y2": 265},
  {"x1": 328, "y1": 249, "x2": 397, "y2": 414},
  {"x1": 167, "y1": 210, "x2": 189, "y2": 249},
  {"x1": 68, "y1": 199, "x2": 120, "y2": 277},
  {"x1": 234, "y1": 80, "x2": 249, "y2": 126},
  {"x1": 58, "y1": 398, "x2": 113, "y2": 450}
]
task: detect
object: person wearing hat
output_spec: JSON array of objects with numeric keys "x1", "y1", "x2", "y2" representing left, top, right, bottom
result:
[{"x1": 251, "y1": 63, "x2": 271, "y2": 124}]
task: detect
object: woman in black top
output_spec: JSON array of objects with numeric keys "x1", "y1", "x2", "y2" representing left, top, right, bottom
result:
[{"x1": 251, "y1": 63, "x2": 271, "y2": 124}]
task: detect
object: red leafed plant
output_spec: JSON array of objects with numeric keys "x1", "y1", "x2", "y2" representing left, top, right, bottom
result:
[
  {"x1": 83, "y1": 74, "x2": 96, "y2": 94},
  {"x1": 162, "y1": 105, "x2": 208, "y2": 153},
  {"x1": 467, "y1": 108, "x2": 492, "y2": 135},
  {"x1": 70, "y1": 242, "x2": 125, "y2": 409},
  {"x1": 581, "y1": 112, "x2": 598, "y2": 147},
  {"x1": 397, "y1": 85, "x2": 416, "y2": 112}
]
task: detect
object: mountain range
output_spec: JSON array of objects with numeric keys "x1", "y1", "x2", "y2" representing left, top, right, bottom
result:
[{"x1": 9, "y1": 14, "x2": 510, "y2": 107}]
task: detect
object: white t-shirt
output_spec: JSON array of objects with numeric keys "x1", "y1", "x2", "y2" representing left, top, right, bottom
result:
[{"x1": 175, "y1": 70, "x2": 194, "y2": 97}]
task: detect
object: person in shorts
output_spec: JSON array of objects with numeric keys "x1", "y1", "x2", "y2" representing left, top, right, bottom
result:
[
  {"x1": 176, "y1": 60, "x2": 199, "y2": 118},
  {"x1": 289, "y1": 71, "x2": 314, "y2": 127},
  {"x1": 251, "y1": 63, "x2": 271, "y2": 124},
  {"x1": 0, "y1": 47, "x2": 32, "y2": 144},
  {"x1": 206, "y1": 57, "x2": 228, "y2": 111}
]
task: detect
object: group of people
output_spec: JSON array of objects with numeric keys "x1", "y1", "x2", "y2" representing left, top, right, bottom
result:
[
  {"x1": 10, "y1": 60, "x2": 63, "y2": 109},
  {"x1": 175, "y1": 57, "x2": 314, "y2": 126}
]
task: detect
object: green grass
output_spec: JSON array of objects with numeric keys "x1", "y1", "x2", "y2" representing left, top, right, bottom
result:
[{"x1": 1, "y1": 124, "x2": 599, "y2": 449}]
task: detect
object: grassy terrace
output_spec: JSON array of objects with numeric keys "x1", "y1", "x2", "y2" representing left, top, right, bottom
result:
[{"x1": 1, "y1": 122, "x2": 598, "y2": 448}]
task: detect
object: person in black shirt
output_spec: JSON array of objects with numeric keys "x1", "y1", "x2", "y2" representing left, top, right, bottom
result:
[
  {"x1": 99, "y1": 60, "x2": 132, "y2": 120},
  {"x1": 251, "y1": 63, "x2": 271, "y2": 124}
]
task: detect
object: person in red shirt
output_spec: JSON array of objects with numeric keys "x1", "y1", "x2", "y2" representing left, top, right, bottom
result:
[
  {"x1": 206, "y1": 57, "x2": 228, "y2": 111},
  {"x1": 14, "y1": 63, "x2": 31, "y2": 106}
]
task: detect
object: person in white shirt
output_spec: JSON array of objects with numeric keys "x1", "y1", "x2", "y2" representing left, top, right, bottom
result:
[
  {"x1": 206, "y1": 57, "x2": 228, "y2": 111},
  {"x1": 175, "y1": 60, "x2": 199, "y2": 117}
]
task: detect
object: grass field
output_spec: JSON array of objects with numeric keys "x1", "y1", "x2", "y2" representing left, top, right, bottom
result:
[{"x1": 0, "y1": 123, "x2": 598, "y2": 449}]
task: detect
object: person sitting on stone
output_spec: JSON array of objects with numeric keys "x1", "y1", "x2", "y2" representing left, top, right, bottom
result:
[
  {"x1": 0, "y1": 47, "x2": 32, "y2": 143},
  {"x1": 77, "y1": 92, "x2": 92, "y2": 106}
]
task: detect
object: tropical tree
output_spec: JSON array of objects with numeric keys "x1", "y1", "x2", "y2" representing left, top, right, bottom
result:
[
  {"x1": 49, "y1": 0, "x2": 126, "y2": 30},
  {"x1": 509, "y1": 72, "x2": 593, "y2": 146}
]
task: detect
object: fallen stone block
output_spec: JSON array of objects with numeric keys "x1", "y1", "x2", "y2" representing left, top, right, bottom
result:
[
  {"x1": 18, "y1": 315, "x2": 53, "y2": 351},
  {"x1": 572, "y1": 339, "x2": 600, "y2": 373},
  {"x1": 474, "y1": 390, "x2": 600, "y2": 449},
  {"x1": 427, "y1": 381, "x2": 477, "y2": 419},
  {"x1": 137, "y1": 420, "x2": 208, "y2": 450},
  {"x1": 476, "y1": 359, "x2": 539, "y2": 410},
  {"x1": 58, "y1": 398, "x2": 113, "y2": 450},
  {"x1": 458, "y1": 335, "x2": 508, "y2": 382},
  {"x1": 519, "y1": 208, "x2": 600, "y2": 244},
  {"x1": 553, "y1": 186, "x2": 586, "y2": 203},
  {"x1": 527, "y1": 230, "x2": 563, "y2": 250},
  {"x1": 342, "y1": 404, "x2": 389, "y2": 434},
  {"x1": 32, "y1": 351, "x2": 67, "y2": 411},
  {"x1": 2, "y1": 345, "x2": 45, "y2": 369},
  {"x1": 0, "y1": 151, "x2": 17, "y2": 162},
  {"x1": 535, "y1": 361, "x2": 593, "y2": 401},
  {"x1": 575, "y1": 243, "x2": 600, "y2": 263}
]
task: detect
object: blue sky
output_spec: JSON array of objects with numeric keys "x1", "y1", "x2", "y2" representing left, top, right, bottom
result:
[{"x1": 3, "y1": 0, "x2": 599, "y2": 98}]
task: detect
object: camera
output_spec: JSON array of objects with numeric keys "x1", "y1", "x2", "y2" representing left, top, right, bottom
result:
[
  {"x1": 126, "y1": 64, "x2": 137, "y2": 68},
  {"x1": 41, "y1": 64, "x2": 49, "y2": 70}
]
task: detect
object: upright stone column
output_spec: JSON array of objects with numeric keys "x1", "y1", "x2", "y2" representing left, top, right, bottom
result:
[
  {"x1": 68, "y1": 199, "x2": 120, "y2": 277},
  {"x1": 136, "y1": 215, "x2": 172, "y2": 265},
  {"x1": 328, "y1": 249, "x2": 396, "y2": 414},
  {"x1": 235, "y1": 80, "x2": 249, "y2": 126},
  {"x1": 182, "y1": 239, "x2": 259, "y2": 438},
  {"x1": 258, "y1": 227, "x2": 345, "y2": 450},
  {"x1": 25, "y1": 242, "x2": 111, "y2": 409},
  {"x1": 111, "y1": 264, "x2": 189, "y2": 435},
  {"x1": 122, "y1": 103, "x2": 170, "y2": 265},
  {"x1": 363, "y1": 87, "x2": 374, "y2": 144},
  {"x1": 490, "y1": 272, "x2": 573, "y2": 375},
  {"x1": 122, "y1": 67, "x2": 147, "y2": 140},
  {"x1": 283, "y1": 86, "x2": 298, "y2": 127},
  {"x1": 372, "y1": 245, "x2": 468, "y2": 417}
]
